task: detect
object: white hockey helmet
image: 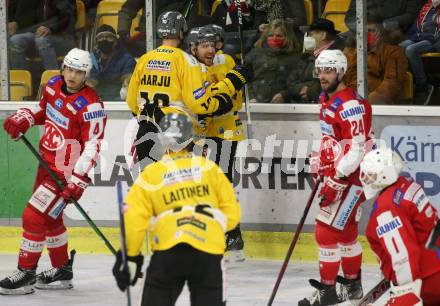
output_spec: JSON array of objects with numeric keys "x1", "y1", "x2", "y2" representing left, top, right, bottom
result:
[
  {"x1": 360, "y1": 148, "x2": 404, "y2": 199},
  {"x1": 314, "y1": 49, "x2": 347, "y2": 79},
  {"x1": 62, "y1": 48, "x2": 92, "y2": 77}
]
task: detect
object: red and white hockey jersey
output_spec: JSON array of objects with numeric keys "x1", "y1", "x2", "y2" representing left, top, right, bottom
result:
[
  {"x1": 29, "y1": 76, "x2": 106, "y2": 177},
  {"x1": 318, "y1": 87, "x2": 373, "y2": 184},
  {"x1": 366, "y1": 176, "x2": 440, "y2": 285}
]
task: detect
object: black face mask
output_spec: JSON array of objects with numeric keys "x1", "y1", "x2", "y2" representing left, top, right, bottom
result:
[{"x1": 97, "y1": 41, "x2": 114, "y2": 54}]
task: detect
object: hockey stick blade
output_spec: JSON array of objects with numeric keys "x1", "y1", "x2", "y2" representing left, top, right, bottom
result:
[
  {"x1": 116, "y1": 180, "x2": 132, "y2": 306},
  {"x1": 356, "y1": 279, "x2": 390, "y2": 306}
]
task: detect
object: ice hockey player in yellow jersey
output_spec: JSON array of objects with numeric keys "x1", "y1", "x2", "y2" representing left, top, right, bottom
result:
[
  {"x1": 112, "y1": 112, "x2": 241, "y2": 305},
  {"x1": 187, "y1": 25, "x2": 246, "y2": 262},
  {"x1": 126, "y1": 11, "x2": 252, "y2": 168}
]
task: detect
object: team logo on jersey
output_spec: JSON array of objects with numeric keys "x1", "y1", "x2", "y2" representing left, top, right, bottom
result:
[
  {"x1": 46, "y1": 104, "x2": 69, "y2": 130},
  {"x1": 83, "y1": 109, "x2": 106, "y2": 121},
  {"x1": 42, "y1": 121, "x2": 65, "y2": 151},
  {"x1": 146, "y1": 60, "x2": 171, "y2": 72},
  {"x1": 55, "y1": 98, "x2": 63, "y2": 109},
  {"x1": 376, "y1": 216, "x2": 402, "y2": 237},
  {"x1": 72, "y1": 96, "x2": 88, "y2": 111}
]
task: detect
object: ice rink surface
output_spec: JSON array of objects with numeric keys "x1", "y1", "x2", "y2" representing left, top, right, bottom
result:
[{"x1": 0, "y1": 254, "x2": 388, "y2": 306}]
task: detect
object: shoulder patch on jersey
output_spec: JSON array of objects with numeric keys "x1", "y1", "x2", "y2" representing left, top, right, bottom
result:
[
  {"x1": 193, "y1": 86, "x2": 206, "y2": 100},
  {"x1": 329, "y1": 97, "x2": 343, "y2": 112},
  {"x1": 413, "y1": 187, "x2": 428, "y2": 212},
  {"x1": 46, "y1": 86, "x2": 55, "y2": 96},
  {"x1": 403, "y1": 182, "x2": 421, "y2": 202},
  {"x1": 320, "y1": 120, "x2": 335, "y2": 136},
  {"x1": 392, "y1": 188, "x2": 404, "y2": 206},
  {"x1": 83, "y1": 109, "x2": 106, "y2": 121},
  {"x1": 72, "y1": 96, "x2": 88, "y2": 111},
  {"x1": 340, "y1": 100, "x2": 365, "y2": 121},
  {"x1": 376, "y1": 216, "x2": 402, "y2": 237},
  {"x1": 46, "y1": 104, "x2": 70, "y2": 130},
  {"x1": 213, "y1": 54, "x2": 226, "y2": 65},
  {"x1": 47, "y1": 75, "x2": 61, "y2": 86},
  {"x1": 146, "y1": 59, "x2": 171, "y2": 72}
]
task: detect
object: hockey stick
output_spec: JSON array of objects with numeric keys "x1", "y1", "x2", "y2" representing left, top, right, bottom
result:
[
  {"x1": 427, "y1": 220, "x2": 440, "y2": 251},
  {"x1": 20, "y1": 135, "x2": 117, "y2": 256},
  {"x1": 183, "y1": 0, "x2": 195, "y2": 19},
  {"x1": 267, "y1": 179, "x2": 322, "y2": 306},
  {"x1": 116, "y1": 181, "x2": 131, "y2": 306},
  {"x1": 235, "y1": 0, "x2": 253, "y2": 140},
  {"x1": 355, "y1": 278, "x2": 390, "y2": 306}
]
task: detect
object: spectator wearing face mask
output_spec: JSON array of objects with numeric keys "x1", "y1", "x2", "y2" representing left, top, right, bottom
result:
[
  {"x1": 343, "y1": 14, "x2": 408, "y2": 105},
  {"x1": 245, "y1": 19, "x2": 304, "y2": 103},
  {"x1": 286, "y1": 18, "x2": 346, "y2": 103},
  {"x1": 400, "y1": 0, "x2": 440, "y2": 105},
  {"x1": 88, "y1": 24, "x2": 136, "y2": 101}
]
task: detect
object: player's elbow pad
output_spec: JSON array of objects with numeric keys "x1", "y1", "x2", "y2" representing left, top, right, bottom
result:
[{"x1": 212, "y1": 93, "x2": 233, "y2": 117}]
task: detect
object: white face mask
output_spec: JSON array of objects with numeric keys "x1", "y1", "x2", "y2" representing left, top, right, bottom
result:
[
  {"x1": 433, "y1": 0, "x2": 440, "y2": 8},
  {"x1": 120, "y1": 86, "x2": 128, "y2": 100},
  {"x1": 303, "y1": 34, "x2": 316, "y2": 52}
]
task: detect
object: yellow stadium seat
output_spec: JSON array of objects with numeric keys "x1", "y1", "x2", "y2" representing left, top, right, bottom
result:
[
  {"x1": 76, "y1": 0, "x2": 87, "y2": 31},
  {"x1": 37, "y1": 70, "x2": 60, "y2": 99},
  {"x1": 8, "y1": 70, "x2": 33, "y2": 101},
  {"x1": 304, "y1": 0, "x2": 314, "y2": 25},
  {"x1": 403, "y1": 71, "x2": 414, "y2": 101},
  {"x1": 322, "y1": 0, "x2": 350, "y2": 32},
  {"x1": 210, "y1": 0, "x2": 222, "y2": 16}
]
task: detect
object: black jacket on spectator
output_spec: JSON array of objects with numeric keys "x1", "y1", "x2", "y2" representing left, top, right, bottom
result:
[
  {"x1": 245, "y1": 42, "x2": 304, "y2": 103},
  {"x1": 8, "y1": 0, "x2": 76, "y2": 35},
  {"x1": 345, "y1": 0, "x2": 424, "y2": 33}
]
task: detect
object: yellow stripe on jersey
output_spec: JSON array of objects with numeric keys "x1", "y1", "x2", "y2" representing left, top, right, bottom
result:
[{"x1": 123, "y1": 151, "x2": 241, "y2": 256}]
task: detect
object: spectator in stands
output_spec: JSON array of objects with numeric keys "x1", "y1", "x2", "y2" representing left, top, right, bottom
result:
[
  {"x1": 399, "y1": 0, "x2": 440, "y2": 105},
  {"x1": 286, "y1": 18, "x2": 346, "y2": 103},
  {"x1": 343, "y1": 14, "x2": 408, "y2": 104},
  {"x1": 345, "y1": 0, "x2": 423, "y2": 35},
  {"x1": 88, "y1": 24, "x2": 136, "y2": 101},
  {"x1": 8, "y1": 0, "x2": 77, "y2": 70},
  {"x1": 245, "y1": 19, "x2": 303, "y2": 103}
]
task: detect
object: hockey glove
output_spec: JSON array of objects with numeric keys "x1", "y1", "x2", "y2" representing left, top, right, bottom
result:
[
  {"x1": 112, "y1": 250, "x2": 144, "y2": 291},
  {"x1": 3, "y1": 108, "x2": 35, "y2": 140},
  {"x1": 225, "y1": 64, "x2": 253, "y2": 91},
  {"x1": 318, "y1": 176, "x2": 349, "y2": 207},
  {"x1": 385, "y1": 279, "x2": 422, "y2": 306},
  {"x1": 60, "y1": 173, "x2": 91, "y2": 202}
]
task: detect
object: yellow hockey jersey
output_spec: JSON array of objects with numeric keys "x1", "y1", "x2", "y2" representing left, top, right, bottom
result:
[
  {"x1": 124, "y1": 150, "x2": 241, "y2": 256},
  {"x1": 204, "y1": 52, "x2": 245, "y2": 141},
  {"x1": 126, "y1": 45, "x2": 237, "y2": 121}
]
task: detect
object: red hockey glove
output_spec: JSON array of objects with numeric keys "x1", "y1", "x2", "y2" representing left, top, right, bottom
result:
[
  {"x1": 318, "y1": 176, "x2": 349, "y2": 207},
  {"x1": 61, "y1": 173, "x2": 91, "y2": 202},
  {"x1": 384, "y1": 279, "x2": 422, "y2": 306},
  {"x1": 309, "y1": 151, "x2": 335, "y2": 180},
  {"x1": 3, "y1": 108, "x2": 35, "y2": 140}
]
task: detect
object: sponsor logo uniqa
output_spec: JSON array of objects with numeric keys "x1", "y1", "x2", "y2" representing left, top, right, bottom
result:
[
  {"x1": 340, "y1": 105, "x2": 365, "y2": 120},
  {"x1": 376, "y1": 217, "x2": 402, "y2": 237}
]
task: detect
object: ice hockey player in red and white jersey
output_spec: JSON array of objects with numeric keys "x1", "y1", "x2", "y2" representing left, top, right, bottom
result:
[
  {"x1": 299, "y1": 49, "x2": 373, "y2": 306},
  {"x1": 0, "y1": 48, "x2": 106, "y2": 295},
  {"x1": 360, "y1": 148, "x2": 440, "y2": 306}
]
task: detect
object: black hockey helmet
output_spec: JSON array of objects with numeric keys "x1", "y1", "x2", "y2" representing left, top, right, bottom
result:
[
  {"x1": 207, "y1": 24, "x2": 225, "y2": 42},
  {"x1": 156, "y1": 11, "x2": 188, "y2": 39},
  {"x1": 158, "y1": 113, "x2": 193, "y2": 152},
  {"x1": 187, "y1": 26, "x2": 217, "y2": 48}
]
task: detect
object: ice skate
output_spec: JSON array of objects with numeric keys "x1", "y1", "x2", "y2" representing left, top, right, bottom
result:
[
  {"x1": 337, "y1": 274, "x2": 363, "y2": 303},
  {"x1": 225, "y1": 231, "x2": 245, "y2": 262},
  {"x1": 298, "y1": 279, "x2": 343, "y2": 306},
  {"x1": 35, "y1": 250, "x2": 76, "y2": 290},
  {"x1": 0, "y1": 267, "x2": 36, "y2": 295}
]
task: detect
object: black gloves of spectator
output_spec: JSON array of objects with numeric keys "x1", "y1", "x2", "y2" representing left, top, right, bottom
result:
[
  {"x1": 226, "y1": 64, "x2": 254, "y2": 91},
  {"x1": 112, "y1": 250, "x2": 144, "y2": 292}
]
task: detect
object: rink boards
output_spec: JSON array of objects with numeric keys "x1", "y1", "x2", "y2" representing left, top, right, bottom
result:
[{"x1": 1, "y1": 103, "x2": 440, "y2": 261}]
